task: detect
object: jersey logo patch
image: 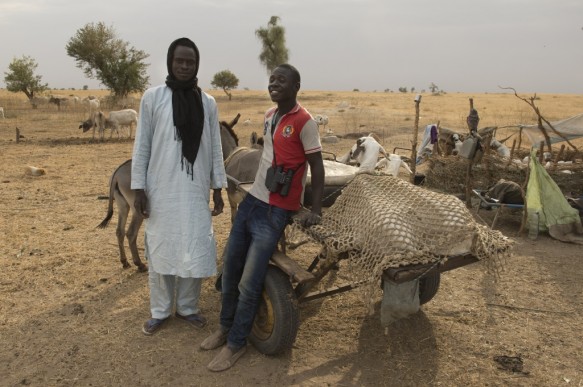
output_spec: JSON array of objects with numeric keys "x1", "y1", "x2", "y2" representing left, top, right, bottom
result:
[{"x1": 282, "y1": 125, "x2": 294, "y2": 138}]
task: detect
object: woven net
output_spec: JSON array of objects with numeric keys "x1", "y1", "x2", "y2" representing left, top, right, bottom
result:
[{"x1": 296, "y1": 173, "x2": 513, "y2": 311}]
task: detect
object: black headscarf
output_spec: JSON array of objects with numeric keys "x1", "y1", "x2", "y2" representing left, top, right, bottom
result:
[{"x1": 165, "y1": 37, "x2": 204, "y2": 178}]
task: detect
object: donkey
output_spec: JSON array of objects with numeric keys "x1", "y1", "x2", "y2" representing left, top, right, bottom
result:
[
  {"x1": 224, "y1": 131, "x2": 263, "y2": 223},
  {"x1": 97, "y1": 114, "x2": 243, "y2": 271}
]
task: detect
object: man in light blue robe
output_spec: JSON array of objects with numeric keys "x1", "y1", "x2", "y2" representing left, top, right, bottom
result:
[{"x1": 131, "y1": 37, "x2": 227, "y2": 335}]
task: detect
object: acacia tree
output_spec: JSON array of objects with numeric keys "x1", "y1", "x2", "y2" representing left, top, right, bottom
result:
[
  {"x1": 429, "y1": 82, "x2": 439, "y2": 94},
  {"x1": 255, "y1": 16, "x2": 289, "y2": 74},
  {"x1": 66, "y1": 22, "x2": 150, "y2": 99},
  {"x1": 211, "y1": 70, "x2": 239, "y2": 100},
  {"x1": 3, "y1": 55, "x2": 48, "y2": 108}
]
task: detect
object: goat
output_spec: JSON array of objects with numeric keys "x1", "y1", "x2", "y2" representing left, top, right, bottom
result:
[
  {"x1": 451, "y1": 133, "x2": 463, "y2": 155},
  {"x1": 314, "y1": 114, "x2": 329, "y2": 131},
  {"x1": 339, "y1": 134, "x2": 412, "y2": 177}
]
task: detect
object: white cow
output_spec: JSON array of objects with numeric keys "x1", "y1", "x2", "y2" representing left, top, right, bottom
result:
[
  {"x1": 105, "y1": 109, "x2": 138, "y2": 139},
  {"x1": 79, "y1": 111, "x2": 107, "y2": 141}
]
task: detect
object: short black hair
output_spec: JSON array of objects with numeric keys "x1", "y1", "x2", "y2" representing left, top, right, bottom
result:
[{"x1": 275, "y1": 64, "x2": 300, "y2": 84}]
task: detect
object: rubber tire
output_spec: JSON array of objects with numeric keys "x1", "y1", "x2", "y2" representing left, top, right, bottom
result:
[
  {"x1": 249, "y1": 265, "x2": 300, "y2": 355},
  {"x1": 419, "y1": 272, "x2": 441, "y2": 305}
]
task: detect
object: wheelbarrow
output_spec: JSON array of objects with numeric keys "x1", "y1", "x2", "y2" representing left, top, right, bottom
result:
[{"x1": 224, "y1": 163, "x2": 501, "y2": 356}]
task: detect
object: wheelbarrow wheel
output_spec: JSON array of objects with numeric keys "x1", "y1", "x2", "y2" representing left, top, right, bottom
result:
[
  {"x1": 249, "y1": 265, "x2": 299, "y2": 355},
  {"x1": 419, "y1": 273, "x2": 441, "y2": 305}
]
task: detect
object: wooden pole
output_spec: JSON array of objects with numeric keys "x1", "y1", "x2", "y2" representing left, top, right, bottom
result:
[
  {"x1": 507, "y1": 139, "x2": 517, "y2": 167},
  {"x1": 554, "y1": 144, "x2": 566, "y2": 164},
  {"x1": 410, "y1": 95, "x2": 422, "y2": 184},
  {"x1": 432, "y1": 120, "x2": 441, "y2": 156},
  {"x1": 538, "y1": 141, "x2": 545, "y2": 163},
  {"x1": 16, "y1": 127, "x2": 20, "y2": 143},
  {"x1": 465, "y1": 100, "x2": 478, "y2": 208}
]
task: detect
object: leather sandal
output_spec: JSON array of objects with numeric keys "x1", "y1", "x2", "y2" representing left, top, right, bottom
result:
[{"x1": 175, "y1": 312, "x2": 207, "y2": 329}]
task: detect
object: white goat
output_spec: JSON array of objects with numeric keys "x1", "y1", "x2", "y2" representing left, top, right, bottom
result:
[
  {"x1": 314, "y1": 114, "x2": 329, "y2": 131},
  {"x1": 490, "y1": 139, "x2": 510, "y2": 158},
  {"x1": 451, "y1": 133, "x2": 463, "y2": 155},
  {"x1": 375, "y1": 154, "x2": 413, "y2": 177},
  {"x1": 339, "y1": 135, "x2": 412, "y2": 177}
]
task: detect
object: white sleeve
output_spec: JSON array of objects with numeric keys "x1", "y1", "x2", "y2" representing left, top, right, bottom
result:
[
  {"x1": 131, "y1": 91, "x2": 153, "y2": 190},
  {"x1": 300, "y1": 119, "x2": 322, "y2": 154},
  {"x1": 207, "y1": 95, "x2": 227, "y2": 189}
]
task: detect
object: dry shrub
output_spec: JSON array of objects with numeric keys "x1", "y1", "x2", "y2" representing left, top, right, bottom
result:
[{"x1": 424, "y1": 153, "x2": 583, "y2": 196}]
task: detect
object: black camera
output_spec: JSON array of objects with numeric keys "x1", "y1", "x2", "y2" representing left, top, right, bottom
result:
[{"x1": 265, "y1": 165, "x2": 294, "y2": 197}]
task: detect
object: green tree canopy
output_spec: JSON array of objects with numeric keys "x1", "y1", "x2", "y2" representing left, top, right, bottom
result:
[
  {"x1": 66, "y1": 22, "x2": 150, "y2": 98},
  {"x1": 255, "y1": 16, "x2": 289, "y2": 74},
  {"x1": 211, "y1": 70, "x2": 239, "y2": 100},
  {"x1": 3, "y1": 55, "x2": 48, "y2": 106}
]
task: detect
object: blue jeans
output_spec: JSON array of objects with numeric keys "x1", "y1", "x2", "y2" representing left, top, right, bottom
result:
[{"x1": 220, "y1": 194, "x2": 290, "y2": 349}]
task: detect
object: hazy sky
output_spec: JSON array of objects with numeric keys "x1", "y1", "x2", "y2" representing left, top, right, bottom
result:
[{"x1": 1, "y1": 0, "x2": 582, "y2": 94}]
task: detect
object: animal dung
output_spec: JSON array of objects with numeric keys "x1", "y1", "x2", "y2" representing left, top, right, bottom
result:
[{"x1": 25, "y1": 166, "x2": 46, "y2": 176}]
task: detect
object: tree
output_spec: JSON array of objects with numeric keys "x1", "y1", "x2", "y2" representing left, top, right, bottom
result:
[
  {"x1": 211, "y1": 70, "x2": 239, "y2": 100},
  {"x1": 3, "y1": 55, "x2": 48, "y2": 108},
  {"x1": 66, "y1": 22, "x2": 150, "y2": 99},
  {"x1": 429, "y1": 82, "x2": 439, "y2": 94},
  {"x1": 255, "y1": 16, "x2": 289, "y2": 74},
  {"x1": 398, "y1": 87, "x2": 408, "y2": 93}
]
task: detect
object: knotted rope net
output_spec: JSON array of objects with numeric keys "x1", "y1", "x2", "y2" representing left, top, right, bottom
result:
[{"x1": 295, "y1": 173, "x2": 513, "y2": 311}]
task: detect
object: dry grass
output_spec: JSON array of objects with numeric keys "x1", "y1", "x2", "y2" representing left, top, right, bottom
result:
[{"x1": 1, "y1": 88, "x2": 582, "y2": 386}]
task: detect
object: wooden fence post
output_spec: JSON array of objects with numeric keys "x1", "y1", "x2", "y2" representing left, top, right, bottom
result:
[{"x1": 410, "y1": 95, "x2": 422, "y2": 184}]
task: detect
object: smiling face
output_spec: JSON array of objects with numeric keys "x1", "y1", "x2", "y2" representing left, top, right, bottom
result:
[
  {"x1": 268, "y1": 66, "x2": 300, "y2": 105},
  {"x1": 171, "y1": 45, "x2": 198, "y2": 81}
]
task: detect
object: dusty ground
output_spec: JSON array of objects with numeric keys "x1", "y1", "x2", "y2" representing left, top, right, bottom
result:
[{"x1": 0, "y1": 90, "x2": 582, "y2": 386}]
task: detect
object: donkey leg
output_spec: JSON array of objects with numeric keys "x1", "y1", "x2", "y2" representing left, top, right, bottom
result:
[
  {"x1": 228, "y1": 193, "x2": 239, "y2": 224},
  {"x1": 114, "y1": 190, "x2": 131, "y2": 269},
  {"x1": 127, "y1": 214, "x2": 146, "y2": 272}
]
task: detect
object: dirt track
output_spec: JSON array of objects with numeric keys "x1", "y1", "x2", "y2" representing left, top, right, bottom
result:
[{"x1": 1, "y1": 91, "x2": 582, "y2": 386}]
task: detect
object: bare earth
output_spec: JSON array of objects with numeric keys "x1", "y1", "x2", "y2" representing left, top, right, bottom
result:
[{"x1": 0, "y1": 90, "x2": 581, "y2": 386}]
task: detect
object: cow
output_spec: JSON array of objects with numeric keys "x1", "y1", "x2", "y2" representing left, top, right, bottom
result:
[
  {"x1": 79, "y1": 111, "x2": 107, "y2": 141},
  {"x1": 49, "y1": 96, "x2": 70, "y2": 111},
  {"x1": 82, "y1": 97, "x2": 100, "y2": 115},
  {"x1": 105, "y1": 109, "x2": 138, "y2": 139},
  {"x1": 30, "y1": 96, "x2": 49, "y2": 109}
]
